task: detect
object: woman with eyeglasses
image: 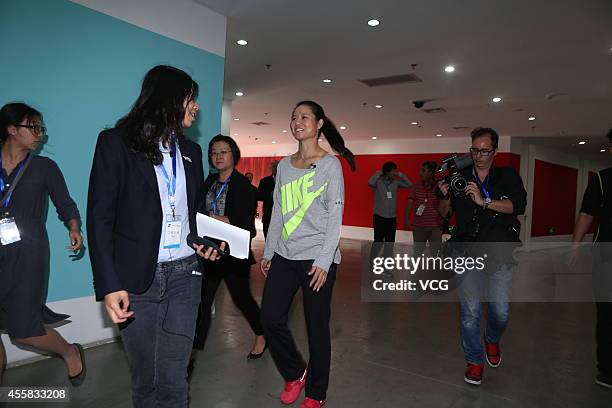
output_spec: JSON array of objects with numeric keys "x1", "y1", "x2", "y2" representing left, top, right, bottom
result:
[
  {"x1": 0, "y1": 103, "x2": 85, "y2": 386},
  {"x1": 191, "y1": 135, "x2": 266, "y2": 363}
]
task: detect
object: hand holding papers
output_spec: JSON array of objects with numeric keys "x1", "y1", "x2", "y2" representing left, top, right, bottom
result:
[{"x1": 195, "y1": 213, "x2": 250, "y2": 259}]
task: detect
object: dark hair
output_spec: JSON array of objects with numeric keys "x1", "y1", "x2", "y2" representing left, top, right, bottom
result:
[
  {"x1": 0, "y1": 103, "x2": 43, "y2": 144},
  {"x1": 607, "y1": 129, "x2": 612, "y2": 142},
  {"x1": 382, "y1": 161, "x2": 397, "y2": 174},
  {"x1": 422, "y1": 161, "x2": 438, "y2": 173},
  {"x1": 294, "y1": 100, "x2": 356, "y2": 171},
  {"x1": 116, "y1": 65, "x2": 199, "y2": 165},
  {"x1": 470, "y1": 127, "x2": 499, "y2": 149},
  {"x1": 208, "y1": 134, "x2": 241, "y2": 168}
]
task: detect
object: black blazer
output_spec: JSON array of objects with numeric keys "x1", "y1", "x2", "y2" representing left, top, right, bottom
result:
[
  {"x1": 199, "y1": 169, "x2": 256, "y2": 263},
  {"x1": 87, "y1": 127, "x2": 204, "y2": 301}
]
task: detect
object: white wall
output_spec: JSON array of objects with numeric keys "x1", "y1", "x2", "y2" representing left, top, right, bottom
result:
[{"x1": 70, "y1": 0, "x2": 227, "y2": 56}]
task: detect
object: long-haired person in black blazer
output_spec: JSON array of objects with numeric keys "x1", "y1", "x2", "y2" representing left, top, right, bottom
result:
[
  {"x1": 192, "y1": 135, "x2": 266, "y2": 360},
  {"x1": 87, "y1": 65, "x2": 223, "y2": 408}
]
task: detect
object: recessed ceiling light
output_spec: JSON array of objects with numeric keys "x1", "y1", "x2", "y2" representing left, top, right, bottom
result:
[
  {"x1": 371, "y1": 136, "x2": 377, "y2": 140},
  {"x1": 235, "y1": 91, "x2": 244, "y2": 96},
  {"x1": 411, "y1": 121, "x2": 419, "y2": 125},
  {"x1": 233, "y1": 133, "x2": 238, "y2": 136},
  {"x1": 367, "y1": 19, "x2": 380, "y2": 27},
  {"x1": 323, "y1": 78, "x2": 333, "y2": 83},
  {"x1": 272, "y1": 141, "x2": 277, "y2": 144},
  {"x1": 492, "y1": 97, "x2": 502, "y2": 103},
  {"x1": 444, "y1": 65, "x2": 455, "y2": 73},
  {"x1": 528, "y1": 116, "x2": 536, "y2": 121},
  {"x1": 578, "y1": 141, "x2": 586, "y2": 145},
  {"x1": 233, "y1": 118, "x2": 240, "y2": 121},
  {"x1": 339, "y1": 126, "x2": 347, "y2": 130},
  {"x1": 375, "y1": 104, "x2": 383, "y2": 109},
  {"x1": 436, "y1": 134, "x2": 443, "y2": 137},
  {"x1": 600, "y1": 149, "x2": 607, "y2": 153},
  {"x1": 236, "y1": 40, "x2": 248, "y2": 46},
  {"x1": 282, "y1": 129, "x2": 287, "y2": 133}
]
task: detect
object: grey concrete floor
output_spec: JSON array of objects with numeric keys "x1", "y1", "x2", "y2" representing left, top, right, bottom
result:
[{"x1": 2, "y1": 238, "x2": 610, "y2": 407}]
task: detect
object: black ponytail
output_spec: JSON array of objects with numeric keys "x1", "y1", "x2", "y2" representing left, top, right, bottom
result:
[
  {"x1": 294, "y1": 100, "x2": 356, "y2": 171},
  {"x1": 320, "y1": 117, "x2": 356, "y2": 171}
]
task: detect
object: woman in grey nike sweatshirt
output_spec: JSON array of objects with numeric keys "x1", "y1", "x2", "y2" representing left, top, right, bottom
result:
[{"x1": 260, "y1": 100, "x2": 356, "y2": 408}]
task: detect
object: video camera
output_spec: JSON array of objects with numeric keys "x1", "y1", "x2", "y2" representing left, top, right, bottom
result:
[{"x1": 435, "y1": 154, "x2": 473, "y2": 197}]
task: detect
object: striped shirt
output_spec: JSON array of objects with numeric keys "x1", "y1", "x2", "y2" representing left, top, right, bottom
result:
[{"x1": 409, "y1": 183, "x2": 442, "y2": 228}]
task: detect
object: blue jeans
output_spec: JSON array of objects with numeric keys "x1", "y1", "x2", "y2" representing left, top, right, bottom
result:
[
  {"x1": 458, "y1": 264, "x2": 512, "y2": 364},
  {"x1": 120, "y1": 255, "x2": 202, "y2": 408}
]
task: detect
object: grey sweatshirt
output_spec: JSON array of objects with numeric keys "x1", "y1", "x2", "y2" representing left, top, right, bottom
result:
[
  {"x1": 263, "y1": 154, "x2": 344, "y2": 272},
  {"x1": 368, "y1": 171, "x2": 412, "y2": 218}
]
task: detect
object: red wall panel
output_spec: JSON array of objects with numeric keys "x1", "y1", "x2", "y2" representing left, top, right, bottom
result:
[
  {"x1": 239, "y1": 152, "x2": 520, "y2": 229},
  {"x1": 531, "y1": 160, "x2": 577, "y2": 237}
]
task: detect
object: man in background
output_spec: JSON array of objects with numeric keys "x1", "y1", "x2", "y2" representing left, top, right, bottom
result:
[{"x1": 257, "y1": 161, "x2": 279, "y2": 239}]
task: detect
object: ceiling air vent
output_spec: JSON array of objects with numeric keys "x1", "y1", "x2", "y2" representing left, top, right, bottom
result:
[
  {"x1": 251, "y1": 121, "x2": 270, "y2": 126},
  {"x1": 423, "y1": 107, "x2": 447, "y2": 114},
  {"x1": 452, "y1": 126, "x2": 471, "y2": 130},
  {"x1": 359, "y1": 73, "x2": 422, "y2": 87}
]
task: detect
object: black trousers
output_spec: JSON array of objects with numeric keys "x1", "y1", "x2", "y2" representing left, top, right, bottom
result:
[
  {"x1": 596, "y1": 302, "x2": 612, "y2": 375},
  {"x1": 371, "y1": 214, "x2": 397, "y2": 260},
  {"x1": 373, "y1": 214, "x2": 396, "y2": 242},
  {"x1": 260, "y1": 254, "x2": 337, "y2": 401},
  {"x1": 193, "y1": 259, "x2": 263, "y2": 350}
]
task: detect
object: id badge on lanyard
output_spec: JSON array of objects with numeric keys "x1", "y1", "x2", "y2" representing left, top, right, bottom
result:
[
  {"x1": 163, "y1": 213, "x2": 182, "y2": 249},
  {"x1": 0, "y1": 157, "x2": 26, "y2": 245},
  {"x1": 159, "y1": 138, "x2": 182, "y2": 249},
  {"x1": 0, "y1": 215, "x2": 20, "y2": 245},
  {"x1": 416, "y1": 204, "x2": 426, "y2": 216}
]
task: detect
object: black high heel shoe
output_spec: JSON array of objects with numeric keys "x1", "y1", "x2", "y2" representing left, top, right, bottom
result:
[
  {"x1": 247, "y1": 343, "x2": 268, "y2": 360},
  {"x1": 68, "y1": 343, "x2": 87, "y2": 387}
]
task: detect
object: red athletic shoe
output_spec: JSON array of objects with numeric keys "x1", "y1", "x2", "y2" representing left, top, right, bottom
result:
[
  {"x1": 464, "y1": 363, "x2": 484, "y2": 385},
  {"x1": 280, "y1": 368, "x2": 307, "y2": 405},
  {"x1": 484, "y1": 338, "x2": 501, "y2": 368},
  {"x1": 299, "y1": 397, "x2": 327, "y2": 408}
]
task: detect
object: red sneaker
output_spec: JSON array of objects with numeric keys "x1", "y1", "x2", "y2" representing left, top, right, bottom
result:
[
  {"x1": 464, "y1": 363, "x2": 484, "y2": 385},
  {"x1": 299, "y1": 398, "x2": 327, "y2": 408},
  {"x1": 484, "y1": 337, "x2": 501, "y2": 368},
  {"x1": 280, "y1": 368, "x2": 307, "y2": 405}
]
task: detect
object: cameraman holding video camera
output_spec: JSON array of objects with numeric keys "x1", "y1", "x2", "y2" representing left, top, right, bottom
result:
[{"x1": 438, "y1": 127, "x2": 527, "y2": 386}]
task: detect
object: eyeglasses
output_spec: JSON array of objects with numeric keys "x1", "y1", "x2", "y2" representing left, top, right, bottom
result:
[
  {"x1": 469, "y1": 147, "x2": 495, "y2": 156},
  {"x1": 16, "y1": 124, "x2": 47, "y2": 135},
  {"x1": 211, "y1": 150, "x2": 231, "y2": 157}
]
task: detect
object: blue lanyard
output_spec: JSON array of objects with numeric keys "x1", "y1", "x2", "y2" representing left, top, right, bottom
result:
[
  {"x1": 0, "y1": 154, "x2": 28, "y2": 208},
  {"x1": 474, "y1": 171, "x2": 491, "y2": 200},
  {"x1": 158, "y1": 138, "x2": 177, "y2": 211},
  {"x1": 212, "y1": 176, "x2": 231, "y2": 215}
]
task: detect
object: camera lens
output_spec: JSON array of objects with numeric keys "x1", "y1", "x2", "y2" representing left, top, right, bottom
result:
[{"x1": 451, "y1": 177, "x2": 467, "y2": 192}]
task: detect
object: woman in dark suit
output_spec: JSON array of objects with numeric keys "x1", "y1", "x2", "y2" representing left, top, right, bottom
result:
[
  {"x1": 193, "y1": 135, "x2": 266, "y2": 360},
  {"x1": 87, "y1": 65, "x2": 223, "y2": 408}
]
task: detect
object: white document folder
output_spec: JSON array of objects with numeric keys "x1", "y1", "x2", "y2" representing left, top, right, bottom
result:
[{"x1": 195, "y1": 213, "x2": 250, "y2": 259}]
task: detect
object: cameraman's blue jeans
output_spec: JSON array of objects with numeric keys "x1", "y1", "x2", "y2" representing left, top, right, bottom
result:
[
  {"x1": 458, "y1": 264, "x2": 512, "y2": 365},
  {"x1": 119, "y1": 254, "x2": 202, "y2": 408}
]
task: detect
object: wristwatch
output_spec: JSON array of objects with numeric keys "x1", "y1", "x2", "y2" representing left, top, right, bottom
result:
[{"x1": 482, "y1": 198, "x2": 492, "y2": 209}]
